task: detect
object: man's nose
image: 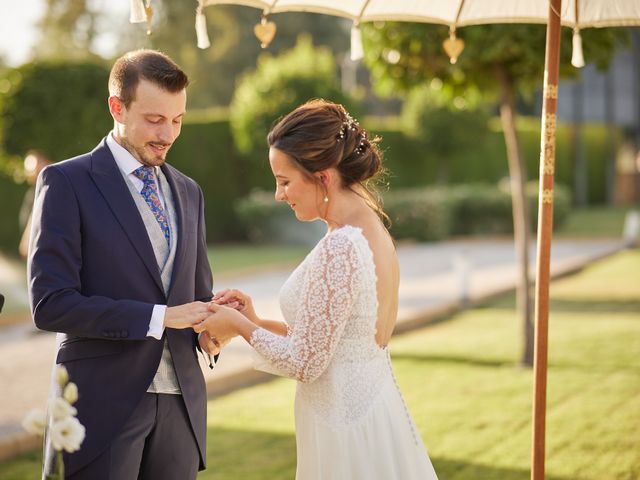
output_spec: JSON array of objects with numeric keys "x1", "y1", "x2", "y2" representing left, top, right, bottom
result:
[{"x1": 157, "y1": 123, "x2": 175, "y2": 144}]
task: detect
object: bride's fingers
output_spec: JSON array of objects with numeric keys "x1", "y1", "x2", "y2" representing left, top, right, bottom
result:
[
  {"x1": 205, "y1": 336, "x2": 218, "y2": 353},
  {"x1": 218, "y1": 289, "x2": 246, "y2": 304},
  {"x1": 211, "y1": 289, "x2": 229, "y2": 302}
]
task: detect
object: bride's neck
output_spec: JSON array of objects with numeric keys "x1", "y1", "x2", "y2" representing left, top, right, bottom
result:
[{"x1": 323, "y1": 188, "x2": 376, "y2": 232}]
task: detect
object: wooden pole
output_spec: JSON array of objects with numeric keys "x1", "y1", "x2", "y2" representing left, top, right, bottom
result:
[{"x1": 532, "y1": 0, "x2": 562, "y2": 479}]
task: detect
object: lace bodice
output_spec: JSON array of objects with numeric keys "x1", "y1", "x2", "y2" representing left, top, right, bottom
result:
[{"x1": 250, "y1": 226, "x2": 393, "y2": 426}]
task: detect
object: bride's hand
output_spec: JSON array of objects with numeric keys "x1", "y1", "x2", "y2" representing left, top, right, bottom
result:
[
  {"x1": 198, "y1": 331, "x2": 229, "y2": 356},
  {"x1": 212, "y1": 289, "x2": 258, "y2": 323},
  {"x1": 194, "y1": 303, "x2": 244, "y2": 343}
]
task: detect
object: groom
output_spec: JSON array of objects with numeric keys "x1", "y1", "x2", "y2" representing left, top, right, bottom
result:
[{"x1": 28, "y1": 50, "x2": 219, "y2": 479}]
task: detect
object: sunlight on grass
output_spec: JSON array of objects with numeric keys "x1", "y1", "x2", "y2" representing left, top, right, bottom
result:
[
  {"x1": 207, "y1": 244, "x2": 308, "y2": 276},
  {"x1": 556, "y1": 206, "x2": 636, "y2": 238},
  {"x1": 1, "y1": 249, "x2": 638, "y2": 479}
]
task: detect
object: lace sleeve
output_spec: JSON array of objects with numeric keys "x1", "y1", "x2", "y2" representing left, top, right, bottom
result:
[{"x1": 250, "y1": 233, "x2": 359, "y2": 383}]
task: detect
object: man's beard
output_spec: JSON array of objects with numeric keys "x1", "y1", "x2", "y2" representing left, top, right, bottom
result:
[{"x1": 120, "y1": 137, "x2": 170, "y2": 167}]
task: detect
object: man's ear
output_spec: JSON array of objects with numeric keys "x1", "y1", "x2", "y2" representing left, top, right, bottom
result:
[{"x1": 108, "y1": 96, "x2": 124, "y2": 122}]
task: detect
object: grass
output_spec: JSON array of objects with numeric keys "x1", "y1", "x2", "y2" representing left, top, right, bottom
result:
[
  {"x1": 1, "y1": 248, "x2": 638, "y2": 479},
  {"x1": 207, "y1": 244, "x2": 308, "y2": 277},
  {"x1": 555, "y1": 205, "x2": 638, "y2": 238}
]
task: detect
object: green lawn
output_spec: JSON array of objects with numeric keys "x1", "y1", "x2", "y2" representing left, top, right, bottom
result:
[
  {"x1": 1, "y1": 250, "x2": 638, "y2": 479},
  {"x1": 207, "y1": 244, "x2": 308, "y2": 277},
  {"x1": 556, "y1": 205, "x2": 638, "y2": 238}
]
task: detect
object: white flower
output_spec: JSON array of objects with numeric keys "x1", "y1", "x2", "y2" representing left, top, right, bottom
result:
[
  {"x1": 22, "y1": 409, "x2": 47, "y2": 436},
  {"x1": 48, "y1": 397, "x2": 77, "y2": 421},
  {"x1": 63, "y1": 382, "x2": 78, "y2": 405},
  {"x1": 50, "y1": 416, "x2": 85, "y2": 453},
  {"x1": 56, "y1": 365, "x2": 69, "y2": 388}
]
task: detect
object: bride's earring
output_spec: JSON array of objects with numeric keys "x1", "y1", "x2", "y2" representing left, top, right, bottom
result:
[{"x1": 323, "y1": 195, "x2": 329, "y2": 203}]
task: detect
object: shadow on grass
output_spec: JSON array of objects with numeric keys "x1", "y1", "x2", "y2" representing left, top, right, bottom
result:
[
  {"x1": 434, "y1": 457, "x2": 569, "y2": 480},
  {"x1": 0, "y1": 428, "x2": 577, "y2": 480},
  {"x1": 202, "y1": 427, "x2": 573, "y2": 480},
  {"x1": 485, "y1": 296, "x2": 640, "y2": 314},
  {"x1": 392, "y1": 352, "x2": 513, "y2": 368}
]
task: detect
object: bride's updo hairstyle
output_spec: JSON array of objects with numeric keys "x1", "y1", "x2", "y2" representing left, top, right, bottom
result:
[{"x1": 267, "y1": 99, "x2": 389, "y2": 223}]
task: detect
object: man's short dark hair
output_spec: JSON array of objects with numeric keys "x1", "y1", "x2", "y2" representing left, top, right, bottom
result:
[{"x1": 108, "y1": 49, "x2": 189, "y2": 108}]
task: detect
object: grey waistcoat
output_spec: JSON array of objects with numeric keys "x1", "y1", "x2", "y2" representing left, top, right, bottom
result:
[{"x1": 121, "y1": 167, "x2": 182, "y2": 395}]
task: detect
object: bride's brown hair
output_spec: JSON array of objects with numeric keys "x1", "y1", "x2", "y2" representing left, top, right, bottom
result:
[{"x1": 267, "y1": 99, "x2": 389, "y2": 224}]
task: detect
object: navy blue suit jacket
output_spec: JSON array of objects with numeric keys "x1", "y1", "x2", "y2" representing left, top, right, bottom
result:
[{"x1": 28, "y1": 138, "x2": 213, "y2": 475}]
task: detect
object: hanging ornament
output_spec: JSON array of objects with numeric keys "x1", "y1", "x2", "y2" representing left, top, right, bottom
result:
[
  {"x1": 144, "y1": 2, "x2": 153, "y2": 36},
  {"x1": 195, "y1": 7, "x2": 211, "y2": 49},
  {"x1": 254, "y1": 15, "x2": 277, "y2": 49},
  {"x1": 350, "y1": 21, "x2": 364, "y2": 61},
  {"x1": 130, "y1": 0, "x2": 146, "y2": 23},
  {"x1": 443, "y1": 28, "x2": 464, "y2": 65},
  {"x1": 571, "y1": 28, "x2": 585, "y2": 68}
]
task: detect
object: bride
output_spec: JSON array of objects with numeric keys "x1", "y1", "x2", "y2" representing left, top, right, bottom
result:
[{"x1": 195, "y1": 99, "x2": 438, "y2": 479}]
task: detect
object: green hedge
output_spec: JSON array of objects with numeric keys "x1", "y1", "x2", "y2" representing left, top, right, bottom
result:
[
  {"x1": 0, "y1": 110, "x2": 618, "y2": 253},
  {"x1": 166, "y1": 119, "x2": 249, "y2": 242},
  {"x1": 0, "y1": 61, "x2": 111, "y2": 164},
  {"x1": 235, "y1": 183, "x2": 571, "y2": 243},
  {"x1": 0, "y1": 175, "x2": 29, "y2": 256}
]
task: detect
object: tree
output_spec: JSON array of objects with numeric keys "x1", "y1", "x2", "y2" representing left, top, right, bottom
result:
[
  {"x1": 228, "y1": 35, "x2": 354, "y2": 190},
  {"x1": 401, "y1": 84, "x2": 489, "y2": 184},
  {"x1": 117, "y1": 3, "x2": 350, "y2": 108},
  {"x1": 32, "y1": 0, "x2": 101, "y2": 60},
  {"x1": 363, "y1": 23, "x2": 627, "y2": 366}
]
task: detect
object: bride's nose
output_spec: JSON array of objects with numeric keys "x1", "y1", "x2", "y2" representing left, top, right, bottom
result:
[{"x1": 275, "y1": 186, "x2": 286, "y2": 202}]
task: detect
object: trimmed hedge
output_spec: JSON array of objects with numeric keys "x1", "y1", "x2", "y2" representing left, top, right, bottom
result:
[
  {"x1": 0, "y1": 109, "x2": 618, "y2": 253},
  {"x1": 235, "y1": 183, "x2": 571, "y2": 243},
  {"x1": 0, "y1": 61, "x2": 111, "y2": 164}
]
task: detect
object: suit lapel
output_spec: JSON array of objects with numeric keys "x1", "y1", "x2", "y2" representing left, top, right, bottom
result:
[
  {"x1": 162, "y1": 163, "x2": 188, "y2": 302},
  {"x1": 89, "y1": 139, "x2": 165, "y2": 296}
]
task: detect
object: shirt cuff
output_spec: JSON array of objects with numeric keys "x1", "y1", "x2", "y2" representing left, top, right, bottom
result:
[{"x1": 146, "y1": 305, "x2": 166, "y2": 339}]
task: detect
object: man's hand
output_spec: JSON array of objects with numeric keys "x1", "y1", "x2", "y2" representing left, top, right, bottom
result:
[{"x1": 164, "y1": 302, "x2": 211, "y2": 329}]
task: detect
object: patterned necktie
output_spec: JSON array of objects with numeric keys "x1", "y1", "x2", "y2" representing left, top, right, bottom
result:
[{"x1": 132, "y1": 166, "x2": 170, "y2": 245}]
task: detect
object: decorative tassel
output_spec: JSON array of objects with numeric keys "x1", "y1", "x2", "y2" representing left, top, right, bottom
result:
[
  {"x1": 130, "y1": 0, "x2": 146, "y2": 23},
  {"x1": 196, "y1": 10, "x2": 211, "y2": 49},
  {"x1": 571, "y1": 28, "x2": 585, "y2": 68},
  {"x1": 350, "y1": 22, "x2": 364, "y2": 61},
  {"x1": 144, "y1": 3, "x2": 153, "y2": 35}
]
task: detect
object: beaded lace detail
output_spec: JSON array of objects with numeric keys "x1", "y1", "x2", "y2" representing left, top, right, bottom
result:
[{"x1": 250, "y1": 226, "x2": 393, "y2": 426}]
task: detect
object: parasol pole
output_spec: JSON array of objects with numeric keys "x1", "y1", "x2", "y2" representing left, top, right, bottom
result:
[{"x1": 532, "y1": 0, "x2": 562, "y2": 479}]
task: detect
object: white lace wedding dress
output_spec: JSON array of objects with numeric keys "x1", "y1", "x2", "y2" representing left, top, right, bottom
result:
[{"x1": 250, "y1": 225, "x2": 438, "y2": 479}]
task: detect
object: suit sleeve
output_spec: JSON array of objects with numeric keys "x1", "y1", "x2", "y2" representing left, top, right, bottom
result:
[{"x1": 28, "y1": 165, "x2": 153, "y2": 340}]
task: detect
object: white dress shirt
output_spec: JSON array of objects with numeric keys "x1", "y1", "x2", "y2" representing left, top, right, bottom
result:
[{"x1": 106, "y1": 133, "x2": 166, "y2": 340}]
